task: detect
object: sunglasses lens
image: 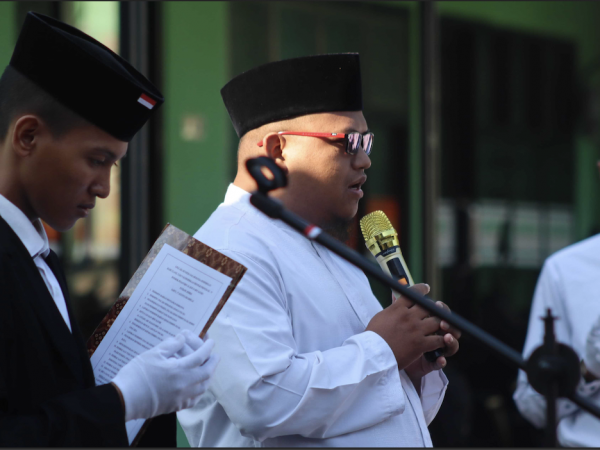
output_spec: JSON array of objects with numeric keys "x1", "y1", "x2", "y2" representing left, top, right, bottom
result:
[
  {"x1": 346, "y1": 133, "x2": 361, "y2": 155},
  {"x1": 363, "y1": 133, "x2": 373, "y2": 155}
]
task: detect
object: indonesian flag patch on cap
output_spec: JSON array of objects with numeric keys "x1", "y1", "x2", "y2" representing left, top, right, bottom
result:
[{"x1": 137, "y1": 93, "x2": 157, "y2": 109}]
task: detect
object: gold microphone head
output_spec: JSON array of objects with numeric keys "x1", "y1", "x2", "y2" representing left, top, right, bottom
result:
[{"x1": 360, "y1": 210, "x2": 400, "y2": 257}]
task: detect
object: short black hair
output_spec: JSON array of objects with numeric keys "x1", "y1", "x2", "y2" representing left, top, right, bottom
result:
[{"x1": 0, "y1": 65, "x2": 87, "y2": 141}]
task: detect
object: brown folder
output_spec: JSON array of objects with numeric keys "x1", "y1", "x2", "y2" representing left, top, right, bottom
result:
[{"x1": 86, "y1": 223, "x2": 247, "y2": 446}]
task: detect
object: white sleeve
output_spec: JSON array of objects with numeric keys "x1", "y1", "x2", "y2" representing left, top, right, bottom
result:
[
  {"x1": 513, "y1": 260, "x2": 600, "y2": 428},
  {"x1": 419, "y1": 369, "x2": 449, "y2": 425},
  {"x1": 557, "y1": 389, "x2": 600, "y2": 447},
  {"x1": 585, "y1": 315, "x2": 600, "y2": 378},
  {"x1": 208, "y1": 250, "x2": 406, "y2": 442}
]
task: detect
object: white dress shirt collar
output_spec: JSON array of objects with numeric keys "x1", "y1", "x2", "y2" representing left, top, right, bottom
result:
[
  {"x1": 224, "y1": 183, "x2": 303, "y2": 232},
  {"x1": 223, "y1": 183, "x2": 250, "y2": 206},
  {"x1": 0, "y1": 194, "x2": 50, "y2": 260},
  {"x1": 0, "y1": 194, "x2": 72, "y2": 332},
  {"x1": 224, "y1": 183, "x2": 284, "y2": 228}
]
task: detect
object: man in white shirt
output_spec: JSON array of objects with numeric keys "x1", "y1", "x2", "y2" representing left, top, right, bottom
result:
[
  {"x1": 513, "y1": 163, "x2": 600, "y2": 447},
  {"x1": 178, "y1": 53, "x2": 461, "y2": 447},
  {"x1": 0, "y1": 12, "x2": 217, "y2": 446}
]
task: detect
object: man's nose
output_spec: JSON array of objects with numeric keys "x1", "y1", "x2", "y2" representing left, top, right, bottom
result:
[
  {"x1": 90, "y1": 172, "x2": 111, "y2": 199},
  {"x1": 353, "y1": 146, "x2": 371, "y2": 170}
]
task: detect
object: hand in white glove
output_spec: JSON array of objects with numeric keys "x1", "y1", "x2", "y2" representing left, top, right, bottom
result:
[
  {"x1": 112, "y1": 330, "x2": 219, "y2": 421},
  {"x1": 585, "y1": 316, "x2": 600, "y2": 379}
]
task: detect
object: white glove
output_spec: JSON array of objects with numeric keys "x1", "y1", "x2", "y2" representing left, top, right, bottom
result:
[
  {"x1": 112, "y1": 330, "x2": 219, "y2": 421},
  {"x1": 585, "y1": 315, "x2": 600, "y2": 379}
]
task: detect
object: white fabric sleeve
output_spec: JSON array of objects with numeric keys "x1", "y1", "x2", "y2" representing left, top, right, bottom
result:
[
  {"x1": 420, "y1": 369, "x2": 449, "y2": 425},
  {"x1": 208, "y1": 250, "x2": 406, "y2": 442},
  {"x1": 557, "y1": 388, "x2": 600, "y2": 447},
  {"x1": 513, "y1": 260, "x2": 599, "y2": 428},
  {"x1": 585, "y1": 315, "x2": 600, "y2": 378}
]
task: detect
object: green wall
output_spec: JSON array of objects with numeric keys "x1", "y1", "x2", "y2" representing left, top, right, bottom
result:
[
  {"x1": 164, "y1": 1, "x2": 230, "y2": 237},
  {"x1": 163, "y1": 4, "x2": 230, "y2": 445},
  {"x1": 0, "y1": 2, "x2": 15, "y2": 69}
]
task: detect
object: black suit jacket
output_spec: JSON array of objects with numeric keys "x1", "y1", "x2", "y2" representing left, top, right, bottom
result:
[{"x1": 0, "y1": 216, "x2": 128, "y2": 446}]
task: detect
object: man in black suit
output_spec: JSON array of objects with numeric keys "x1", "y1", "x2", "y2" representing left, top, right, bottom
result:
[{"x1": 0, "y1": 12, "x2": 218, "y2": 446}]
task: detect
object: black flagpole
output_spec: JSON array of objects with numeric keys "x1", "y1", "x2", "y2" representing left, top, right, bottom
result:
[{"x1": 245, "y1": 156, "x2": 600, "y2": 445}]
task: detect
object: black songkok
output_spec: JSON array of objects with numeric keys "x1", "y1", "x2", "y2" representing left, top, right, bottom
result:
[
  {"x1": 221, "y1": 53, "x2": 363, "y2": 138},
  {"x1": 9, "y1": 12, "x2": 164, "y2": 142}
]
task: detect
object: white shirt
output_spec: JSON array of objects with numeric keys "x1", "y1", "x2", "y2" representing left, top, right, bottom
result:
[
  {"x1": 0, "y1": 194, "x2": 71, "y2": 332},
  {"x1": 513, "y1": 234, "x2": 600, "y2": 447},
  {"x1": 178, "y1": 184, "x2": 448, "y2": 447}
]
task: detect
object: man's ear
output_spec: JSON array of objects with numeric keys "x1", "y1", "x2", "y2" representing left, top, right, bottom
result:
[
  {"x1": 261, "y1": 132, "x2": 288, "y2": 173},
  {"x1": 11, "y1": 115, "x2": 43, "y2": 158}
]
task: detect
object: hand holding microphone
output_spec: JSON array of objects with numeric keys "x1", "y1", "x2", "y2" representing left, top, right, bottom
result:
[
  {"x1": 366, "y1": 283, "x2": 449, "y2": 372},
  {"x1": 360, "y1": 211, "x2": 459, "y2": 364}
]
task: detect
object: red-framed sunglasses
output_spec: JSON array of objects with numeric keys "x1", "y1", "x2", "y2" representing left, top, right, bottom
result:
[{"x1": 257, "y1": 131, "x2": 374, "y2": 156}]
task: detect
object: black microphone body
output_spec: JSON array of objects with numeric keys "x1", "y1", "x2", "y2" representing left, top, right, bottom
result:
[{"x1": 380, "y1": 248, "x2": 445, "y2": 363}]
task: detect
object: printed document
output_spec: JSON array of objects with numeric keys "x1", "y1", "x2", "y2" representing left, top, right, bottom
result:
[{"x1": 90, "y1": 243, "x2": 232, "y2": 443}]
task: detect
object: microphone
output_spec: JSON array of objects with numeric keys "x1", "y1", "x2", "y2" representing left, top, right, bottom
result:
[
  {"x1": 360, "y1": 211, "x2": 413, "y2": 295},
  {"x1": 360, "y1": 210, "x2": 444, "y2": 363}
]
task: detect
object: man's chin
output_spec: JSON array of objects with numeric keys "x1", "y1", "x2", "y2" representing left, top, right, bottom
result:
[
  {"x1": 43, "y1": 217, "x2": 79, "y2": 233},
  {"x1": 322, "y1": 216, "x2": 354, "y2": 242}
]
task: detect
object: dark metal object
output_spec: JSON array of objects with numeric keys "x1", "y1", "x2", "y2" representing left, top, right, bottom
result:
[
  {"x1": 119, "y1": 2, "x2": 164, "y2": 289},
  {"x1": 425, "y1": 347, "x2": 446, "y2": 363},
  {"x1": 525, "y1": 311, "x2": 581, "y2": 397},
  {"x1": 525, "y1": 310, "x2": 581, "y2": 447},
  {"x1": 120, "y1": 1, "x2": 151, "y2": 284},
  {"x1": 420, "y1": 1, "x2": 441, "y2": 299},
  {"x1": 246, "y1": 157, "x2": 288, "y2": 194},
  {"x1": 245, "y1": 156, "x2": 600, "y2": 445}
]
